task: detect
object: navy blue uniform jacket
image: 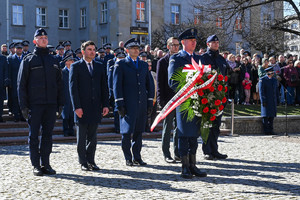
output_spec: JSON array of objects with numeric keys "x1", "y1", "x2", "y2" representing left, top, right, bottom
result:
[
  {"x1": 168, "y1": 50, "x2": 201, "y2": 138},
  {"x1": 259, "y1": 75, "x2": 279, "y2": 117},
  {"x1": 8, "y1": 54, "x2": 23, "y2": 98},
  {"x1": 62, "y1": 67, "x2": 73, "y2": 119},
  {"x1": 113, "y1": 56, "x2": 154, "y2": 134},
  {"x1": 69, "y1": 59, "x2": 109, "y2": 124},
  {"x1": 17, "y1": 47, "x2": 64, "y2": 110},
  {"x1": 199, "y1": 49, "x2": 228, "y2": 76}
]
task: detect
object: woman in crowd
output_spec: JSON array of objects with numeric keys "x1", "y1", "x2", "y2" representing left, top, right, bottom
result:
[
  {"x1": 227, "y1": 54, "x2": 240, "y2": 102},
  {"x1": 294, "y1": 60, "x2": 300, "y2": 105},
  {"x1": 283, "y1": 60, "x2": 299, "y2": 105},
  {"x1": 258, "y1": 58, "x2": 269, "y2": 79}
]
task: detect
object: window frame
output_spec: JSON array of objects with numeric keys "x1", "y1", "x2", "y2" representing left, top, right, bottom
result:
[
  {"x1": 101, "y1": 2, "x2": 108, "y2": 24},
  {"x1": 234, "y1": 17, "x2": 242, "y2": 31},
  {"x1": 36, "y1": 7, "x2": 47, "y2": 27},
  {"x1": 59, "y1": 9, "x2": 69, "y2": 28},
  {"x1": 171, "y1": 4, "x2": 180, "y2": 25},
  {"x1": 101, "y1": 36, "x2": 108, "y2": 46},
  {"x1": 80, "y1": 8, "x2": 87, "y2": 28},
  {"x1": 136, "y1": 1, "x2": 146, "y2": 22},
  {"x1": 194, "y1": 7, "x2": 202, "y2": 25},
  {"x1": 216, "y1": 16, "x2": 223, "y2": 28},
  {"x1": 12, "y1": 4, "x2": 24, "y2": 26}
]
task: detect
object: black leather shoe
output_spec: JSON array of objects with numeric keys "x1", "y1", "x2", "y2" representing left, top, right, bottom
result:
[
  {"x1": 41, "y1": 166, "x2": 56, "y2": 175},
  {"x1": 174, "y1": 156, "x2": 182, "y2": 162},
  {"x1": 81, "y1": 163, "x2": 90, "y2": 171},
  {"x1": 165, "y1": 156, "x2": 175, "y2": 163},
  {"x1": 33, "y1": 167, "x2": 43, "y2": 176},
  {"x1": 126, "y1": 160, "x2": 133, "y2": 166},
  {"x1": 88, "y1": 163, "x2": 100, "y2": 171},
  {"x1": 204, "y1": 154, "x2": 215, "y2": 160},
  {"x1": 213, "y1": 152, "x2": 228, "y2": 159},
  {"x1": 133, "y1": 159, "x2": 147, "y2": 165}
]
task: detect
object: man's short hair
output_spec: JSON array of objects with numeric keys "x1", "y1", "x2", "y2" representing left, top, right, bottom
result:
[
  {"x1": 1, "y1": 44, "x2": 7, "y2": 48},
  {"x1": 167, "y1": 37, "x2": 179, "y2": 46},
  {"x1": 81, "y1": 40, "x2": 96, "y2": 51}
]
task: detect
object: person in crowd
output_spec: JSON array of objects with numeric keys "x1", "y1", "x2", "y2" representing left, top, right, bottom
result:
[
  {"x1": 200, "y1": 34, "x2": 228, "y2": 161},
  {"x1": 227, "y1": 54, "x2": 239, "y2": 102},
  {"x1": 157, "y1": 37, "x2": 180, "y2": 163},
  {"x1": 61, "y1": 54, "x2": 76, "y2": 137},
  {"x1": 239, "y1": 57, "x2": 252, "y2": 104},
  {"x1": 259, "y1": 67, "x2": 279, "y2": 135},
  {"x1": 295, "y1": 60, "x2": 300, "y2": 105},
  {"x1": 0, "y1": 53, "x2": 8, "y2": 122},
  {"x1": 75, "y1": 48, "x2": 83, "y2": 60},
  {"x1": 198, "y1": 48, "x2": 206, "y2": 55},
  {"x1": 8, "y1": 43, "x2": 16, "y2": 57},
  {"x1": 277, "y1": 55, "x2": 287, "y2": 105},
  {"x1": 151, "y1": 50, "x2": 163, "y2": 73},
  {"x1": 22, "y1": 40, "x2": 31, "y2": 56},
  {"x1": 103, "y1": 43, "x2": 114, "y2": 63},
  {"x1": 95, "y1": 48, "x2": 106, "y2": 63},
  {"x1": 69, "y1": 40, "x2": 109, "y2": 171},
  {"x1": 55, "y1": 44, "x2": 65, "y2": 63},
  {"x1": 8, "y1": 42, "x2": 25, "y2": 122},
  {"x1": 258, "y1": 58, "x2": 269, "y2": 79},
  {"x1": 242, "y1": 72, "x2": 252, "y2": 105},
  {"x1": 139, "y1": 52, "x2": 148, "y2": 62},
  {"x1": 113, "y1": 38, "x2": 154, "y2": 166},
  {"x1": 145, "y1": 44, "x2": 153, "y2": 60},
  {"x1": 18, "y1": 28, "x2": 64, "y2": 176},
  {"x1": 251, "y1": 59, "x2": 260, "y2": 104},
  {"x1": 169, "y1": 28, "x2": 207, "y2": 179},
  {"x1": 283, "y1": 60, "x2": 299, "y2": 105},
  {"x1": 119, "y1": 41, "x2": 125, "y2": 50},
  {"x1": 1, "y1": 44, "x2": 9, "y2": 56}
]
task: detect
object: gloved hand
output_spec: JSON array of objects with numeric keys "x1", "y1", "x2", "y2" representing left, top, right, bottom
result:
[
  {"x1": 21, "y1": 108, "x2": 29, "y2": 120},
  {"x1": 147, "y1": 107, "x2": 153, "y2": 116},
  {"x1": 56, "y1": 106, "x2": 63, "y2": 118},
  {"x1": 118, "y1": 107, "x2": 126, "y2": 117},
  {"x1": 263, "y1": 102, "x2": 267, "y2": 107}
]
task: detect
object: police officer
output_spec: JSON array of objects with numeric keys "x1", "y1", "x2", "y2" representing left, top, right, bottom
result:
[
  {"x1": 8, "y1": 43, "x2": 16, "y2": 57},
  {"x1": 8, "y1": 42, "x2": 24, "y2": 122},
  {"x1": 75, "y1": 48, "x2": 83, "y2": 60},
  {"x1": 113, "y1": 38, "x2": 154, "y2": 166},
  {"x1": 259, "y1": 67, "x2": 279, "y2": 135},
  {"x1": 200, "y1": 35, "x2": 228, "y2": 160},
  {"x1": 107, "y1": 49, "x2": 126, "y2": 133},
  {"x1": 22, "y1": 40, "x2": 31, "y2": 56},
  {"x1": 103, "y1": 43, "x2": 114, "y2": 61},
  {"x1": 17, "y1": 28, "x2": 64, "y2": 176},
  {"x1": 55, "y1": 44, "x2": 65, "y2": 63},
  {"x1": 168, "y1": 28, "x2": 207, "y2": 178}
]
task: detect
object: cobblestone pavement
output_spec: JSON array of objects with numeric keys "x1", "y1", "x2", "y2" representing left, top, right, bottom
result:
[{"x1": 1, "y1": 135, "x2": 300, "y2": 200}]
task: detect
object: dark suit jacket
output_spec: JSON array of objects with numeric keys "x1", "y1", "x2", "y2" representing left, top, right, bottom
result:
[{"x1": 69, "y1": 59, "x2": 109, "y2": 123}]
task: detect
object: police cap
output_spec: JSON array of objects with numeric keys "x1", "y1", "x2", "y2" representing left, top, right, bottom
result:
[
  {"x1": 56, "y1": 44, "x2": 64, "y2": 50},
  {"x1": 97, "y1": 48, "x2": 105, "y2": 53},
  {"x1": 206, "y1": 35, "x2": 219, "y2": 43},
  {"x1": 124, "y1": 38, "x2": 140, "y2": 48},
  {"x1": 178, "y1": 28, "x2": 197, "y2": 41},
  {"x1": 14, "y1": 42, "x2": 23, "y2": 49},
  {"x1": 22, "y1": 40, "x2": 30, "y2": 46},
  {"x1": 103, "y1": 43, "x2": 112, "y2": 49},
  {"x1": 62, "y1": 41, "x2": 72, "y2": 47},
  {"x1": 34, "y1": 28, "x2": 47, "y2": 37},
  {"x1": 116, "y1": 51, "x2": 126, "y2": 58},
  {"x1": 75, "y1": 48, "x2": 82, "y2": 54},
  {"x1": 139, "y1": 52, "x2": 147, "y2": 57},
  {"x1": 62, "y1": 53, "x2": 75, "y2": 63},
  {"x1": 9, "y1": 43, "x2": 15, "y2": 49}
]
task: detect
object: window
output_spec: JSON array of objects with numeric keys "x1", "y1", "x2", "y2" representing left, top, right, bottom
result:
[
  {"x1": 263, "y1": 14, "x2": 271, "y2": 27},
  {"x1": 80, "y1": 8, "x2": 86, "y2": 28},
  {"x1": 291, "y1": 23, "x2": 298, "y2": 29},
  {"x1": 194, "y1": 7, "x2": 202, "y2": 25},
  {"x1": 101, "y1": 3, "x2": 108, "y2": 23},
  {"x1": 290, "y1": 45, "x2": 298, "y2": 51},
  {"x1": 136, "y1": 1, "x2": 145, "y2": 22},
  {"x1": 101, "y1": 36, "x2": 107, "y2": 46},
  {"x1": 36, "y1": 7, "x2": 47, "y2": 27},
  {"x1": 235, "y1": 17, "x2": 242, "y2": 30},
  {"x1": 59, "y1": 9, "x2": 69, "y2": 28},
  {"x1": 171, "y1": 5, "x2": 180, "y2": 25},
  {"x1": 216, "y1": 17, "x2": 223, "y2": 28},
  {"x1": 141, "y1": 36, "x2": 146, "y2": 44},
  {"x1": 12, "y1": 5, "x2": 23, "y2": 25}
]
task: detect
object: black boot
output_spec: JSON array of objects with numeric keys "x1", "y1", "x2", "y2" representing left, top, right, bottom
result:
[
  {"x1": 181, "y1": 155, "x2": 193, "y2": 179},
  {"x1": 189, "y1": 154, "x2": 207, "y2": 177}
]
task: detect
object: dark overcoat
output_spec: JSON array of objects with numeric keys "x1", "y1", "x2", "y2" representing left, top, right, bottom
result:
[
  {"x1": 69, "y1": 59, "x2": 109, "y2": 124},
  {"x1": 259, "y1": 75, "x2": 279, "y2": 117},
  {"x1": 113, "y1": 56, "x2": 154, "y2": 134}
]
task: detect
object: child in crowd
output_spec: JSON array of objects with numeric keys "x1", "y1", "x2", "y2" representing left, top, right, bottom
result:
[{"x1": 242, "y1": 72, "x2": 252, "y2": 105}]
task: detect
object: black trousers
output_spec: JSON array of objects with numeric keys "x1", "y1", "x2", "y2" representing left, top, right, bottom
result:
[
  {"x1": 178, "y1": 136, "x2": 198, "y2": 157},
  {"x1": 76, "y1": 122, "x2": 98, "y2": 164},
  {"x1": 121, "y1": 132, "x2": 142, "y2": 161},
  {"x1": 202, "y1": 115, "x2": 222, "y2": 155}
]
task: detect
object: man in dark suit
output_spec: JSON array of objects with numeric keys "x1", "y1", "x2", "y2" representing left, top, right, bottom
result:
[
  {"x1": 69, "y1": 40, "x2": 109, "y2": 171},
  {"x1": 0, "y1": 53, "x2": 8, "y2": 122},
  {"x1": 168, "y1": 28, "x2": 207, "y2": 179},
  {"x1": 61, "y1": 54, "x2": 75, "y2": 137},
  {"x1": 156, "y1": 37, "x2": 180, "y2": 163},
  {"x1": 8, "y1": 42, "x2": 24, "y2": 122},
  {"x1": 113, "y1": 38, "x2": 154, "y2": 166},
  {"x1": 18, "y1": 28, "x2": 64, "y2": 176}
]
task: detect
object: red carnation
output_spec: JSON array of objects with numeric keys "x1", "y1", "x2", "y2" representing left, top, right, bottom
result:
[
  {"x1": 203, "y1": 107, "x2": 209, "y2": 113},
  {"x1": 224, "y1": 76, "x2": 228, "y2": 82},
  {"x1": 222, "y1": 97, "x2": 227, "y2": 103},
  {"x1": 198, "y1": 90, "x2": 204, "y2": 96},
  {"x1": 201, "y1": 98, "x2": 208, "y2": 104},
  {"x1": 198, "y1": 79, "x2": 204, "y2": 84},
  {"x1": 207, "y1": 74, "x2": 213, "y2": 79},
  {"x1": 218, "y1": 74, "x2": 224, "y2": 81},
  {"x1": 217, "y1": 85, "x2": 223, "y2": 91},
  {"x1": 210, "y1": 109, "x2": 217, "y2": 115},
  {"x1": 224, "y1": 86, "x2": 228, "y2": 93},
  {"x1": 209, "y1": 87, "x2": 215, "y2": 92},
  {"x1": 210, "y1": 116, "x2": 216, "y2": 121},
  {"x1": 219, "y1": 105, "x2": 224, "y2": 111},
  {"x1": 215, "y1": 100, "x2": 221, "y2": 106}
]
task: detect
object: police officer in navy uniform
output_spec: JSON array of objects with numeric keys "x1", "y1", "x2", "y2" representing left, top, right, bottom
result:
[
  {"x1": 200, "y1": 35, "x2": 228, "y2": 160},
  {"x1": 168, "y1": 28, "x2": 207, "y2": 178},
  {"x1": 61, "y1": 54, "x2": 76, "y2": 137},
  {"x1": 75, "y1": 48, "x2": 83, "y2": 61},
  {"x1": 107, "y1": 49, "x2": 126, "y2": 133},
  {"x1": 104, "y1": 43, "x2": 114, "y2": 61},
  {"x1": 55, "y1": 44, "x2": 64, "y2": 63},
  {"x1": 259, "y1": 67, "x2": 279, "y2": 135},
  {"x1": 18, "y1": 28, "x2": 64, "y2": 176},
  {"x1": 22, "y1": 40, "x2": 31, "y2": 56},
  {"x1": 113, "y1": 38, "x2": 154, "y2": 166},
  {"x1": 8, "y1": 43, "x2": 16, "y2": 57},
  {"x1": 8, "y1": 42, "x2": 25, "y2": 122},
  {"x1": 69, "y1": 41, "x2": 109, "y2": 171}
]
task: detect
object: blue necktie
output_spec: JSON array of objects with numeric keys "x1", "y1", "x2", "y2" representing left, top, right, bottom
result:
[{"x1": 88, "y1": 63, "x2": 93, "y2": 75}]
